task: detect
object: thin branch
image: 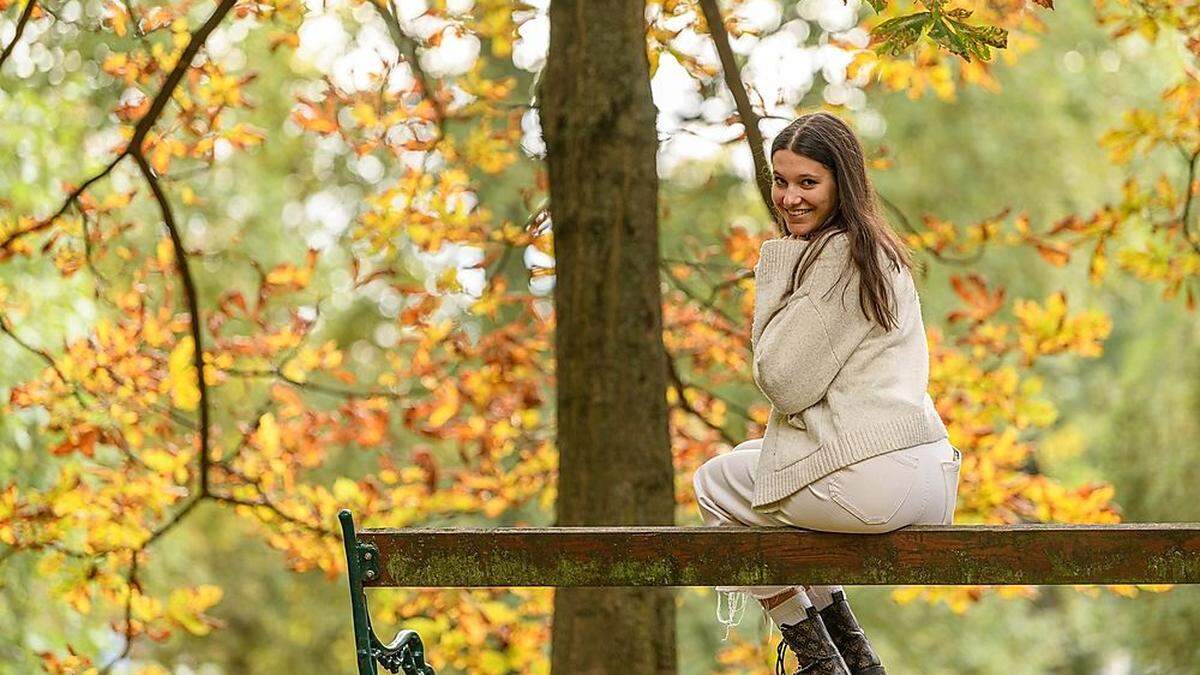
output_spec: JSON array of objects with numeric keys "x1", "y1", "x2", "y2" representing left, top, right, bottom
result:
[
  {"x1": 115, "y1": 0, "x2": 240, "y2": 500},
  {"x1": 0, "y1": 0, "x2": 36, "y2": 70},
  {"x1": 661, "y1": 264, "x2": 743, "y2": 327},
  {"x1": 128, "y1": 0, "x2": 238, "y2": 153},
  {"x1": 878, "y1": 192, "x2": 985, "y2": 266},
  {"x1": 665, "y1": 355, "x2": 740, "y2": 446},
  {"x1": 0, "y1": 155, "x2": 123, "y2": 255},
  {"x1": 211, "y1": 494, "x2": 335, "y2": 538},
  {"x1": 132, "y1": 152, "x2": 212, "y2": 496},
  {"x1": 1, "y1": 0, "x2": 236, "y2": 258},
  {"x1": 141, "y1": 496, "x2": 202, "y2": 549},
  {"x1": 373, "y1": 0, "x2": 446, "y2": 138},
  {"x1": 485, "y1": 241, "x2": 514, "y2": 290},
  {"x1": 79, "y1": 210, "x2": 111, "y2": 292},
  {"x1": 98, "y1": 554, "x2": 138, "y2": 675},
  {"x1": 0, "y1": 312, "x2": 91, "y2": 408},
  {"x1": 225, "y1": 366, "x2": 412, "y2": 400},
  {"x1": 697, "y1": 0, "x2": 777, "y2": 232},
  {"x1": 705, "y1": 268, "x2": 755, "y2": 305},
  {"x1": 98, "y1": 495, "x2": 201, "y2": 673},
  {"x1": 120, "y1": 0, "x2": 151, "y2": 47},
  {"x1": 0, "y1": 313, "x2": 71, "y2": 387},
  {"x1": 1176, "y1": 147, "x2": 1200, "y2": 255}
]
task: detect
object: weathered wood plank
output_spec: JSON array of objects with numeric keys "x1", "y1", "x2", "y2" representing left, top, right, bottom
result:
[{"x1": 356, "y1": 524, "x2": 1200, "y2": 587}]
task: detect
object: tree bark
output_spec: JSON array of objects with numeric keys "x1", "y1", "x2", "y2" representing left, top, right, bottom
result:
[{"x1": 540, "y1": 0, "x2": 677, "y2": 672}]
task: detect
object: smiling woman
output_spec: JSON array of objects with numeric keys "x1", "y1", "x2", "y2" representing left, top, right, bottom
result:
[
  {"x1": 692, "y1": 111, "x2": 957, "y2": 675},
  {"x1": 772, "y1": 150, "x2": 838, "y2": 240}
]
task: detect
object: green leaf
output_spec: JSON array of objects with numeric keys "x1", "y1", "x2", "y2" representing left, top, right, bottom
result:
[{"x1": 874, "y1": 10, "x2": 934, "y2": 56}]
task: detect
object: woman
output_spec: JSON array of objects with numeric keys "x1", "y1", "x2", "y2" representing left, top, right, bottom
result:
[{"x1": 692, "y1": 111, "x2": 963, "y2": 675}]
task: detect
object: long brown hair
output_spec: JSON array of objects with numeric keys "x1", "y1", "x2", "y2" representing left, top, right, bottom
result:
[{"x1": 769, "y1": 111, "x2": 913, "y2": 332}]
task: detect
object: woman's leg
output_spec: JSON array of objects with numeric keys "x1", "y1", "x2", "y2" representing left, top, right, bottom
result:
[
  {"x1": 693, "y1": 442, "x2": 805, "y2": 602},
  {"x1": 772, "y1": 437, "x2": 957, "y2": 674},
  {"x1": 692, "y1": 440, "x2": 849, "y2": 662},
  {"x1": 694, "y1": 438, "x2": 952, "y2": 625},
  {"x1": 770, "y1": 439, "x2": 953, "y2": 609}
]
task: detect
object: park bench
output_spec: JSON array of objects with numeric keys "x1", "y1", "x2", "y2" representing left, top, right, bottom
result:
[{"x1": 338, "y1": 509, "x2": 1200, "y2": 674}]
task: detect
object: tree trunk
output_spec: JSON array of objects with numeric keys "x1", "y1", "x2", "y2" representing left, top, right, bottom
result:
[{"x1": 540, "y1": 0, "x2": 677, "y2": 672}]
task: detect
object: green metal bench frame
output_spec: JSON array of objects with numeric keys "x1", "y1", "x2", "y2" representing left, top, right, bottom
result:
[
  {"x1": 339, "y1": 509, "x2": 1200, "y2": 674},
  {"x1": 340, "y1": 511, "x2": 437, "y2": 674}
]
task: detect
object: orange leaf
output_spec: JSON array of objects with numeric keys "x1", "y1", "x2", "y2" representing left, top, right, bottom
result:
[
  {"x1": 1034, "y1": 241, "x2": 1071, "y2": 267},
  {"x1": 947, "y1": 274, "x2": 1005, "y2": 324}
]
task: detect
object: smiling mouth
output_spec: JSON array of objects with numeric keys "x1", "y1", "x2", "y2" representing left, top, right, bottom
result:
[{"x1": 787, "y1": 209, "x2": 813, "y2": 218}]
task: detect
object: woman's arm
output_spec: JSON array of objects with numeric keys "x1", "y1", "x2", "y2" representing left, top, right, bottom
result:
[
  {"x1": 750, "y1": 237, "x2": 809, "y2": 349},
  {"x1": 751, "y1": 238, "x2": 876, "y2": 415}
]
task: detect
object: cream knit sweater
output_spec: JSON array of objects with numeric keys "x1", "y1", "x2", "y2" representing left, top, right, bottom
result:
[{"x1": 748, "y1": 230, "x2": 947, "y2": 511}]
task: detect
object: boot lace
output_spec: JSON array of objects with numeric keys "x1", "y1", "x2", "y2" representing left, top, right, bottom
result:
[{"x1": 775, "y1": 636, "x2": 790, "y2": 675}]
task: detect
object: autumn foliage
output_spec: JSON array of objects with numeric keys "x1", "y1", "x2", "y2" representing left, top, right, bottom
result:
[{"x1": 1, "y1": 0, "x2": 1198, "y2": 672}]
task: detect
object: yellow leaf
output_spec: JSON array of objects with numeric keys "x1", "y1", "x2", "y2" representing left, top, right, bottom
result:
[
  {"x1": 167, "y1": 585, "x2": 223, "y2": 636},
  {"x1": 168, "y1": 337, "x2": 200, "y2": 411},
  {"x1": 333, "y1": 477, "x2": 361, "y2": 502},
  {"x1": 281, "y1": 356, "x2": 307, "y2": 384},
  {"x1": 156, "y1": 237, "x2": 174, "y2": 269},
  {"x1": 351, "y1": 102, "x2": 378, "y2": 128},
  {"x1": 479, "y1": 600, "x2": 517, "y2": 624},
  {"x1": 428, "y1": 382, "x2": 460, "y2": 428},
  {"x1": 255, "y1": 412, "x2": 281, "y2": 457},
  {"x1": 143, "y1": 448, "x2": 183, "y2": 474}
]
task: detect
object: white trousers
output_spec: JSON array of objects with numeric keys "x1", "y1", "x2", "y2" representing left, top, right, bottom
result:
[{"x1": 693, "y1": 437, "x2": 962, "y2": 602}]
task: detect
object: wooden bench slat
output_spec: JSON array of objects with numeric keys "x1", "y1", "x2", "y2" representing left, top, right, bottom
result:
[{"x1": 356, "y1": 524, "x2": 1200, "y2": 587}]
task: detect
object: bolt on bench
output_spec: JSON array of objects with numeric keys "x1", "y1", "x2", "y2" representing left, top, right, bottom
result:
[{"x1": 339, "y1": 510, "x2": 1200, "y2": 674}]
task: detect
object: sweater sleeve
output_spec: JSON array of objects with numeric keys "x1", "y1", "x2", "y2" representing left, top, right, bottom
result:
[
  {"x1": 751, "y1": 236, "x2": 876, "y2": 415},
  {"x1": 750, "y1": 237, "x2": 810, "y2": 350}
]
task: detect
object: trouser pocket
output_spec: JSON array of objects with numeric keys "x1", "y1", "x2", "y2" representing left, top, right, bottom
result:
[
  {"x1": 828, "y1": 451, "x2": 921, "y2": 526},
  {"x1": 940, "y1": 448, "x2": 962, "y2": 525}
]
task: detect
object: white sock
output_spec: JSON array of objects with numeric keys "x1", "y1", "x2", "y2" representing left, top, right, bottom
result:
[
  {"x1": 805, "y1": 585, "x2": 844, "y2": 611},
  {"x1": 766, "y1": 589, "x2": 813, "y2": 629}
]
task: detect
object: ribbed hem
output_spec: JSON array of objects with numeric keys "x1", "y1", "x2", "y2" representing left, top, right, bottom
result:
[{"x1": 751, "y1": 403, "x2": 948, "y2": 510}]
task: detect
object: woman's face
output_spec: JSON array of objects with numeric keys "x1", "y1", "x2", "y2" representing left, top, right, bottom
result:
[{"x1": 771, "y1": 149, "x2": 837, "y2": 238}]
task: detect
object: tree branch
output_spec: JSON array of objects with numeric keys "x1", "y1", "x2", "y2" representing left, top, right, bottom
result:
[
  {"x1": 0, "y1": 0, "x2": 36, "y2": 70},
  {"x1": 99, "y1": 496, "x2": 201, "y2": 673},
  {"x1": 1177, "y1": 147, "x2": 1200, "y2": 255},
  {"x1": 116, "y1": 0, "x2": 241, "y2": 498},
  {"x1": 697, "y1": 0, "x2": 778, "y2": 233},
  {"x1": 0, "y1": 312, "x2": 73, "y2": 389},
  {"x1": 212, "y1": 493, "x2": 335, "y2": 538},
  {"x1": 1, "y1": 0, "x2": 236, "y2": 257},
  {"x1": 128, "y1": 0, "x2": 238, "y2": 153},
  {"x1": 373, "y1": 0, "x2": 446, "y2": 139},
  {"x1": 225, "y1": 366, "x2": 413, "y2": 401},
  {"x1": 665, "y1": 354, "x2": 740, "y2": 446},
  {"x1": 132, "y1": 151, "x2": 212, "y2": 496},
  {"x1": 878, "y1": 192, "x2": 985, "y2": 266},
  {"x1": 0, "y1": 155, "x2": 123, "y2": 256},
  {"x1": 98, "y1": 554, "x2": 138, "y2": 675}
]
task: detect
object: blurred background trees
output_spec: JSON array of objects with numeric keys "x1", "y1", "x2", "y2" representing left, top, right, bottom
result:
[{"x1": 1, "y1": 0, "x2": 1198, "y2": 672}]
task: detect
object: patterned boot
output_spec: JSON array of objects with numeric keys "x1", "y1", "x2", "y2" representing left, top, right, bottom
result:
[
  {"x1": 817, "y1": 590, "x2": 886, "y2": 675},
  {"x1": 774, "y1": 604, "x2": 851, "y2": 675}
]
